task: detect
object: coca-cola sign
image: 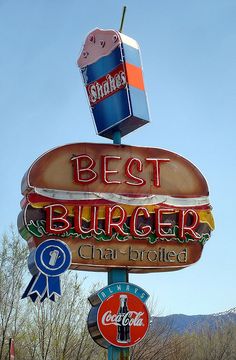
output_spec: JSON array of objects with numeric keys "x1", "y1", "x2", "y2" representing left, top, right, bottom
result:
[{"x1": 87, "y1": 282, "x2": 150, "y2": 348}]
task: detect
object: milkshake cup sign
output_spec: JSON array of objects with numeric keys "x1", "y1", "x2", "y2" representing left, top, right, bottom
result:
[
  {"x1": 97, "y1": 291, "x2": 149, "y2": 347},
  {"x1": 77, "y1": 28, "x2": 150, "y2": 139}
]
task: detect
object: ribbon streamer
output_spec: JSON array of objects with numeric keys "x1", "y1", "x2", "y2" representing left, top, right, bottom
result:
[{"x1": 22, "y1": 273, "x2": 61, "y2": 302}]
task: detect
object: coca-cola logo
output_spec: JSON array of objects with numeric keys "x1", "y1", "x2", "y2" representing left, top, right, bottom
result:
[
  {"x1": 86, "y1": 63, "x2": 127, "y2": 106},
  {"x1": 102, "y1": 310, "x2": 145, "y2": 326},
  {"x1": 97, "y1": 292, "x2": 149, "y2": 347}
]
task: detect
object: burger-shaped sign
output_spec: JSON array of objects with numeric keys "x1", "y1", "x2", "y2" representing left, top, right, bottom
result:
[{"x1": 18, "y1": 142, "x2": 214, "y2": 272}]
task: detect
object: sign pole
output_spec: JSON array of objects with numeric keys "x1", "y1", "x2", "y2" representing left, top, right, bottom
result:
[
  {"x1": 108, "y1": 129, "x2": 130, "y2": 359},
  {"x1": 119, "y1": 6, "x2": 127, "y2": 33},
  {"x1": 108, "y1": 14, "x2": 129, "y2": 359}
]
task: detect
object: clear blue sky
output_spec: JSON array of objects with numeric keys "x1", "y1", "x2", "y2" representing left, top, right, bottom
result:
[{"x1": 0, "y1": 0, "x2": 235, "y2": 316}]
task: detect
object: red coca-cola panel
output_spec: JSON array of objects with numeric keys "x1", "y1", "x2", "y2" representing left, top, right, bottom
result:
[{"x1": 97, "y1": 292, "x2": 149, "y2": 347}]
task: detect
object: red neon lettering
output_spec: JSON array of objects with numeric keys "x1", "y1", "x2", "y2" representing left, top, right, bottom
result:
[
  {"x1": 74, "y1": 206, "x2": 98, "y2": 234},
  {"x1": 178, "y1": 209, "x2": 200, "y2": 239},
  {"x1": 45, "y1": 204, "x2": 70, "y2": 234},
  {"x1": 130, "y1": 207, "x2": 151, "y2": 238},
  {"x1": 155, "y1": 208, "x2": 176, "y2": 237},
  {"x1": 105, "y1": 205, "x2": 128, "y2": 236},
  {"x1": 146, "y1": 158, "x2": 170, "y2": 187},
  {"x1": 71, "y1": 154, "x2": 98, "y2": 184},
  {"x1": 101, "y1": 156, "x2": 121, "y2": 184},
  {"x1": 125, "y1": 158, "x2": 146, "y2": 186}
]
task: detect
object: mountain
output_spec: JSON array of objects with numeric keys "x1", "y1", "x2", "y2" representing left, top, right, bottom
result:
[{"x1": 151, "y1": 308, "x2": 236, "y2": 334}]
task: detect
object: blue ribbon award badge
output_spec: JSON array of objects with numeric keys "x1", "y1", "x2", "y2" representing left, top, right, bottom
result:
[{"x1": 22, "y1": 239, "x2": 72, "y2": 302}]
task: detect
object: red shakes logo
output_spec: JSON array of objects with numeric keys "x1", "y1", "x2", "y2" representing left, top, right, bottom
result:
[
  {"x1": 86, "y1": 63, "x2": 127, "y2": 105},
  {"x1": 97, "y1": 292, "x2": 149, "y2": 347}
]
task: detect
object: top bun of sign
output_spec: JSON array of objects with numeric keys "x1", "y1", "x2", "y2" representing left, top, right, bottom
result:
[{"x1": 77, "y1": 28, "x2": 150, "y2": 139}]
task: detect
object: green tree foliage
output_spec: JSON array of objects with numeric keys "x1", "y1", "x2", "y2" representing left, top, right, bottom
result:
[
  {"x1": 0, "y1": 230, "x2": 106, "y2": 360},
  {"x1": 130, "y1": 318, "x2": 236, "y2": 360},
  {"x1": 187, "y1": 322, "x2": 236, "y2": 360},
  {"x1": 0, "y1": 228, "x2": 28, "y2": 359},
  {"x1": 15, "y1": 273, "x2": 106, "y2": 360}
]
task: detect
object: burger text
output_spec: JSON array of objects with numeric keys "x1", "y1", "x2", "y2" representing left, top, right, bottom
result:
[{"x1": 44, "y1": 204, "x2": 201, "y2": 240}]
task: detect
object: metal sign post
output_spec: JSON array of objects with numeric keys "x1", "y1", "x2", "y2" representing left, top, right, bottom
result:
[{"x1": 108, "y1": 129, "x2": 130, "y2": 359}]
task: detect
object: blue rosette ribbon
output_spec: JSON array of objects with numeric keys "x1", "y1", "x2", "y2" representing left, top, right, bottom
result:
[{"x1": 22, "y1": 239, "x2": 72, "y2": 302}]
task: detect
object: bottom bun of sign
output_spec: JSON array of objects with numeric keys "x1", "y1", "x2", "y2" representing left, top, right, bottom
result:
[{"x1": 24, "y1": 235, "x2": 204, "y2": 273}]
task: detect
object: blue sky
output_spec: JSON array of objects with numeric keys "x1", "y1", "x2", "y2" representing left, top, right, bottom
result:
[{"x1": 0, "y1": 0, "x2": 235, "y2": 316}]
